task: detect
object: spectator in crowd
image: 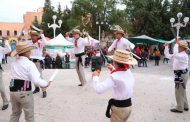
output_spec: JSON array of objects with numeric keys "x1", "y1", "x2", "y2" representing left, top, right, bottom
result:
[
  {"x1": 65, "y1": 52, "x2": 71, "y2": 69},
  {"x1": 154, "y1": 48, "x2": 161, "y2": 66},
  {"x1": 85, "y1": 53, "x2": 90, "y2": 68},
  {"x1": 148, "y1": 47, "x2": 152, "y2": 60},
  {"x1": 135, "y1": 47, "x2": 142, "y2": 67},
  {"x1": 141, "y1": 49, "x2": 148, "y2": 67},
  {"x1": 52, "y1": 58, "x2": 56, "y2": 69},
  {"x1": 56, "y1": 54, "x2": 63, "y2": 69},
  {"x1": 101, "y1": 47, "x2": 108, "y2": 66},
  {"x1": 163, "y1": 46, "x2": 169, "y2": 64},
  {"x1": 44, "y1": 53, "x2": 52, "y2": 69}
]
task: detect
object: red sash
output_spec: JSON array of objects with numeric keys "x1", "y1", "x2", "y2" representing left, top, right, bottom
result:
[
  {"x1": 111, "y1": 66, "x2": 129, "y2": 74},
  {"x1": 74, "y1": 38, "x2": 79, "y2": 48}
]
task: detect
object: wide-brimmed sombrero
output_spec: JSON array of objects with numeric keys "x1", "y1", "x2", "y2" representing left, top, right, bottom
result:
[
  {"x1": 178, "y1": 41, "x2": 189, "y2": 50},
  {"x1": 30, "y1": 30, "x2": 39, "y2": 36},
  {"x1": 11, "y1": 42, "x2": 37, "y2": 57},
  {"x1": 73, "y1": 29, "x2": 82, "y2": 35},
  {"x1": 115, "y1": 29, "x2": 124, "y2": 35},
  {"x1": 107, "y1": 50, "x2": 137, "y2": 65}
]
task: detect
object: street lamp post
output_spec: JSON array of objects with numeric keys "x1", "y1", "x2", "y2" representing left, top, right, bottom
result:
[
  {"x1": 170, "y1": 12, "x2": 189, "y2": 40},
  {"x1": 96, "y1": 21, "x2": 102, "y2": 41},
  {"x1": 48, "y1": 15, "x2": 62, "y2": 38},
  {"x1": 96, "y1": 21, "x2": 108, "y2": 41}
]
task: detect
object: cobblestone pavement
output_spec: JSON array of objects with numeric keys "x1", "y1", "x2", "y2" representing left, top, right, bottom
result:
[{"x1": 0, "y1": 58, "x2": 190, "y2": 122}]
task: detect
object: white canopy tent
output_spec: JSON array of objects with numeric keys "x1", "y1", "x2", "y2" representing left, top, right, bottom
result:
[
  {"x1": 46, "y1": 33, "x2": 74, "y2": 58},
  {"x1": 46, "y1": 33, "x2": 73, "y2": 48}
]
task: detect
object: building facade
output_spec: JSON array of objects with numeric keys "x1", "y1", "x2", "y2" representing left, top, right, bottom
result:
[
  {"x1": 0, "y1": 7, "x2": 43, "y2": 39},
  {"x1": 0, "y1": 22, "x2": 24, "y2": 37}
]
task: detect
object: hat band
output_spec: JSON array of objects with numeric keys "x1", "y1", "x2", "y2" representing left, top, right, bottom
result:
[
  {"x1": 113, "y1": 53, "x2": 131, "y2": 62},
  {"x1": 16, "y1": 46, "x2": 29, "y2": 54}
]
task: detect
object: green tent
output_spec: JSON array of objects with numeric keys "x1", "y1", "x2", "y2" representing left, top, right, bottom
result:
[
  {"x1": 156, "y1": 38, "x2": 175, "y2": 44},
  {"x1": 128, "y1": 35, "x2": 174, "y2": 45},
  {"x1": 47, "y1": 45, "x2": 73, "y2": 49}
]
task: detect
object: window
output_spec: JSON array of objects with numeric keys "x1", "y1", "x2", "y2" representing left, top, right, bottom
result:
[
  {"x1": 0, "y1": 30, "x2": 2, "y2": 36},
  {"x1": 7, "y1": 30, "x2": 10, "y2": 36},
  {"x1": 14, "y1": 30, "x2": 17, "y2": 36}
]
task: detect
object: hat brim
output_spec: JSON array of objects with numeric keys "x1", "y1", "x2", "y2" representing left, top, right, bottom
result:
[
  {"x1": 11, "y1": 46, "x2": 37, "y2": 57},
  {"x1": 30, "y1": 32, "x2": 39, "y2": 36},
  {"x1": 115, "y1": 32, "x2": 124, "y2": 35},
  {"x1": 179, "y1": 45, "x2": 190, "y2": 50},
  {"x1": 107, "y1": 55, "x2": 137, "y2": 65},
  {"x1": 73, "y1": 32, "x2": 82, "y2": 35}
]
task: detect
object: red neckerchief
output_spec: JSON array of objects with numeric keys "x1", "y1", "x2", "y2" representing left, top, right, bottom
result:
[
  {"x1": 115, "y1": 38, "x2": 121, "y2": 49},
  {"x1": 75, "y1": 38, "x2": 79, "y2": 48},
  {"x1": 111, "y1": 65, "x2": 129, "y2": 74},
  {"x1": 37, "y1": 41, "x2": 41, "y2": 47},
  {"x1": 32, "y1": 40, "x2": 40, "y2": 47}
]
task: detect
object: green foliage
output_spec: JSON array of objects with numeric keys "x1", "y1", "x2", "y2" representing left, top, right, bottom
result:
[
  {"x1": 41, "y1": 0, "x2": 56, "y2": 38},
  {"x1": 41, "y1": 0, "x2": 190, "y2": 40},
  {"x1": 32, "y1": 16, "x2": 40, "y2": 28}
]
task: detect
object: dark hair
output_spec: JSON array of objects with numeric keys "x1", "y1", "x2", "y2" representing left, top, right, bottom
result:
[
  {"x1": 115, "y1": 62, "x2": 125, "y2": 68},
  {"x1": 18, "y1": 53, "x2": 24, "y2": 56}
]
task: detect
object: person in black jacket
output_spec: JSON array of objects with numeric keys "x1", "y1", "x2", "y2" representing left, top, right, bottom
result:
[
  {"x1": 52, "y1": 58, "x2": 56, "y2": 69},
  {"x1": 65, "y1": 52, "x2": 70, "y2": 69},
  {"x1": 56, "y1": 54, "x2": 63, "y2": 69},
  {"x1": 141, "y1": 49, "x2": 148, "y2": 67},
  {"x1": 44, "y1": 53, "x2": 52, "y2": 69}
]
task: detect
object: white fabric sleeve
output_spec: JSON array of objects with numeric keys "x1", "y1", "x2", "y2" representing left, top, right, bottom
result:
[
  {"x1": 124, "y1": 39, "x2": 135, "y2": 50},
  {"x1": 174, "y1": 53, "x2": 187, "y2": 61},
  {"x1": 92, "y1": 76, "x2": 114, "y2": 94},
  {"x1": 29, "y1": 63, "x2": 48, "y2": 87},
  {"x1": 173, "y1": 44, "x2": 179, "y2": 54},
  {"x1": 129, "y1": 42, "x2": 135, "y2": 50},
  {"x1": 3, "y1": 40, "x2": 11, "y2": 54},
  {"x1": 83, "y1": 37, "x2": 91, "y2": 46},
  {"x1": 40, "y1": 34, "x2": 47, "y2": 45},
  {"x1": 108, "y1": 41, "x2": 116, "y2": 52},
  {"x1": 164, "y1": 46, "x2": 173, "y2": 59}
]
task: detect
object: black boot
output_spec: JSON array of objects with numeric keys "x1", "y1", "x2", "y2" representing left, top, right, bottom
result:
[
  {"x1": 33, "y1": 87, "x2": 40, "y2": 94},
  {"x1": 42, "y1": 91, "x2": 47, "y2": 98},
  {"x1": 2, "y1": 104, "x2": 8, "y2": 110}
]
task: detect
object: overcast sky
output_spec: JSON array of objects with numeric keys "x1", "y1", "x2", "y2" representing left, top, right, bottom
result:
[{"x1": 0, "y1": 0, "x2": 73, "y2": 23}]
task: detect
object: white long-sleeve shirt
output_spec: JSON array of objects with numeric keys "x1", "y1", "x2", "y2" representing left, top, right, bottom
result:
[
  {"x1": 72, "y1": 37, "x2": 90, "y2": 54},
  {"x1": 0, "y1": 41, "x2": 11, "y2": 63},
  {"x1": 93, "y1": 70, "x2": 134, "y2": 100},
  {"x1": 11, "y1": 56, "x2": 48, "y2": 87},
  {"x1": 164, "y1": 45, "x2": 188, "y2": 70},
  {"x1": 108, "y1": 37, "x2": 135, "y2": 52},
  {"x1": 28, "y1": 34, "x2": 47, "y2": 60}
]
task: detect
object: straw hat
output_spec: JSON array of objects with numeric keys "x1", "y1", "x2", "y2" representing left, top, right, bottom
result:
[
  {"x1": 30, "y1": 30, "x2": 39, "y2": 36},
  {"x1": 107, "y1": 50, "x2": 137, "y2": 65},
  {"x1": 11, "y1": 42, "x2": 37, "y2": 57},
  {"x1": 73, "y1": 29, "x2": 82, "y2": 35},
  {"x1": 115, "y1": 29, "x2": 124, "y2": 35},
  {"x1": 178, "y1": 41, "x2": 189, "y2": 50}
]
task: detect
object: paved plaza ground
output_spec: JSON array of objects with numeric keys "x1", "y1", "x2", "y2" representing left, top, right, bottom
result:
[{"x1": 0, "y1": 58, "x2": 190, "y2": 122}]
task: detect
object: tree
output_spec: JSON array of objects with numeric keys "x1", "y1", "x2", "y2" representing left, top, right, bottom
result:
[
  {"x1": 122, "y1": 0, "x2": 190, "y2": 39},
  {"x1": 32, "y1": 16, "x2": 40, "y2": 28},
  {"x1": 40, "y1": 0, "x2": 190, "y2": 40},
  {"x1": 70, "y1": 0, "x2": 125, "y2": 39},
  {"x1": 41, "y1": 0, "x2": 56, "y2": 38}
]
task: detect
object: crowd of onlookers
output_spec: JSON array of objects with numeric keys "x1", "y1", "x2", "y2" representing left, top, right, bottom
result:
[
  {"x1": 44, "y1": 52, "x2": 71, "y2": 69},
  {"x1": 80, "y1": 45, "x2": 170, "y2": 70},
  {"x1": 1, "y1": 42, "x2": 172, "y2": 70},
  {"x1": 132, "y1": 44, "x2": 170, "y2": 67}
]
